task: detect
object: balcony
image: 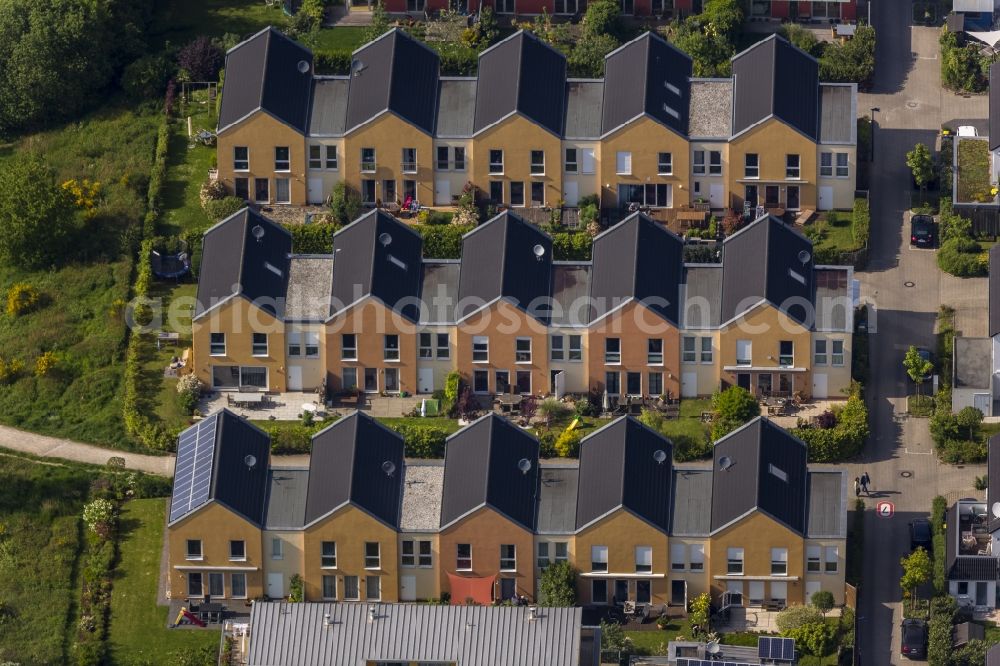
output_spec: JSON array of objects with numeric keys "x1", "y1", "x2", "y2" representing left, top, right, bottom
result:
[
  {"x1": 360, "y1": 161, "x2": 376, "y2": 173},
  {"x1": 401, "y1": 162, "x2": 417, "y2": 173}
]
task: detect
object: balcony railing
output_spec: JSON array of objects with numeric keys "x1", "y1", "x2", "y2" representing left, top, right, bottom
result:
[
  {"x1": 401, "y1": 162, "x2": 417, "y2": 173},
  {"x1": 361, "y1": 161, "x2": 376, "y2": 173}
]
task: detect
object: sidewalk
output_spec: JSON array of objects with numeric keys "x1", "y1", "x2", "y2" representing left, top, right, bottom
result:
[{"x1": 0, "y1": 424, "x2": 175, "y2": 476}]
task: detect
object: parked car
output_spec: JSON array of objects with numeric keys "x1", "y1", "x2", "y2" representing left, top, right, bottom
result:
[
  {"x1": 901, "y1": 618, "x2": 927, "y2": 659},
  {"x1": 910, "y1": 214, "x2": 936, "y2": 248},
  {"x1": 909, "y1": 518, "x2": 932, "y2": 552}
]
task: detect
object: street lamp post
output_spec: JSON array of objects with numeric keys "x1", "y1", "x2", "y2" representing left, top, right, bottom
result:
[{"x1": 870, "y1": 107, "x2": 880, "y2": 163}]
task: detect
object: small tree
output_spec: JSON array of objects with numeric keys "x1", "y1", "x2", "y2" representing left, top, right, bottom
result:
[
  {"x1": 776, "y1": 604, "x2": 824, "y2": 633},
  {"x1": 177, "y1": 36, "x2": 224, "y2": 82},
  {"x1": 554, "y1": 429, "x2": 582, "y2": 458},
  {"x1": 903, "y1": 346, "x2": 933, "y2": 396},
  {"x1": 906, "y1": 143, "x2": 934, "y2": 199},
  {"x1": 362, "y1": 1, "x2": 391, "y2": 43},
  {"x1": 537, "y1": 398, "x2": 572, "y2": 427},
  {"x1": 83, "y1": 498, "x2": 116, "y2": 540},
  {"x1": 0, "y1": 155, "x2": 80, "y2": 270},
  {"x1": 710, "y1": 386, "x2": 759, "y2": 440},
  {"x1": 810, "y1": 590, "x2": 835, "y2": 616},
  {"x1": 538, "y1": 560, "x2": 577, "y2": 606},
  {"x1": 900, "y1": 547, "x2": 932, "y2": 611},
  {"x1": 688, "y1": 592, "x2": 711, "y2": 637},
  {"x1": 289, "y1": 574, "x2": 304, "y2": 602}
]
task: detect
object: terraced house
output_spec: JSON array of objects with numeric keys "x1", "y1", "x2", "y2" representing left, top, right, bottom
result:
[
  {"x1": 215, "y1": 27, "x2": 857, "y2": 215},
  {"x1": 165, "y1": 412, "x2": 848, "y2": 609}
]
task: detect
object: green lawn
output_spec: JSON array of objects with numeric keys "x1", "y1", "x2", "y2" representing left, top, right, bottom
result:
[
  {"x1": 313, "y1": 26, "x2": 369, "y2": 52},
  {"x1": 957, "y1": 138, "x2": 992, "y2": 203},
  {"x1": 161, "y1": 93, "x2": 218, "y2": 237},
  {"x1": 150, "y1": 0, "x2": 290, "y2": 47},
  {"x1": 0, "y1": 452, "x2": 94, "y2": 664},
  {"x1": 109, "y1": 498, "x2": 221, "y2": 663},
  {"x1": 625, "y1": 617, "x2": 692, "y2": 655},
  {"x1": 806, "y1": 213, "x2": 861, "y2": 255},
  {"x1": 149, "y1": 283, "x2": 198, "y2": 430}
]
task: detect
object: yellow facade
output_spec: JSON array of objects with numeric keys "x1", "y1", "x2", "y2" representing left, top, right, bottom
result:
[
  {"x1": 471, "y1": 116, "x2": 562, "y2": 208},
  {"x1": 217, "y1": 113, "x2": 308, "y2": 205},
  {"x1": 398, "y1": 533, "x2": 441, "y2": 601},
  {"x1": 192, "y1": 297, "x2": 288, "y2": 392},
  {"x1": 600, "y1": 117, "x2": 691, "y2": 209},
  {"x1": 718, "y1": 303, "x2": 813, "y2": 399},
  {"x1": 573, "y1": 510, "x2": 670, "y2": 605},
  {"x1": 343, "y1": 114, "x2": 435, "y2": 207},
  {"x1": 728, "y1": 120, "x2": 819, "y2": 211}
]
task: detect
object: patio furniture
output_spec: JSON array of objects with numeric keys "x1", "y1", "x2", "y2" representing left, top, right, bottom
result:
[
  {"x1": 232, "y1": 392, "x2": 265, "y2": 408},
  {"x1": 198, "y1": 602, "x2": 224, "y2": 624},
  {"x1": 156, "y1": 331, "x2": 180, "y2": 350},
  {"x1": 623, "y1": 601, "x2": 637, "y2": 619},
  {"x1": 497, "y1": 393, "x2": 522, "y2": 414},
  {"x1": 302, "y1": 402, "x2": 318, "y2": 414},
  {"x1": 677, "y1": 210, "x2": 708, "y2": 229}
]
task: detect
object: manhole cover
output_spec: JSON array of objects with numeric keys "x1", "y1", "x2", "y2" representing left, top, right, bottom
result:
[
  {"x1": 906, "y1": 101, "x2": 919, "y2": 108},
  {"x1": 904, "y1": 281, "x2": 915, "y2": 287},
  {"x1": 900, "y1": 470, "x2": 914, "y2": 478}
]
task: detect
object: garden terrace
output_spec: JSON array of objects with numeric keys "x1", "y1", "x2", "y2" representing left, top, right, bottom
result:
[{"x1": 955, "y1": 137, "x2": 997, "y2": 205}]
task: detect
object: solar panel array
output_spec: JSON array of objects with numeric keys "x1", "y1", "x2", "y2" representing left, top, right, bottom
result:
[
  {"x1": 758, "y1": 636, "x2": 796, "y2": 662},
  {"x1": 675, "y1": 660, "x2": 756, "y2": 666},
  {"x1": 169, "y1": 415, "x2": 219, "y2": 523}
]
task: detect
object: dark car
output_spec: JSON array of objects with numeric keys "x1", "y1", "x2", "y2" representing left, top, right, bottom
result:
[
  {"x1": 910, "y1": 518, "x2": 932, "y2": 552},
  {"x1": 911, "y1": 214, "x2": 937, "y2": 248},
  {"x1": 901, "y1": 618, "x2": 927, "y2": 659}
]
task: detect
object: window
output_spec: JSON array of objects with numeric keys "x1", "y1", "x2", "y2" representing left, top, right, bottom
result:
[
  {"x1": 454, "y1": 147, "x2": 466, "y2": 170},
  {"x1": 322, "y1": 541, "x2": 337, "y2": 568},
  {"x1": 824, "y1": 546, "x2": 838, "y2": 572},
  {"x1": 252, "y1": 333, "x2": 268, "y2": 356},
  {"x1": 554, "y1": 542, "x2": 568, "y2": 562},
  {"x1": 565, "y1": 148, "x2": 578, "y2": 173},
  {"x1": 229, "y1": 540, "x2": 246, "y2": 561},
  {"x1": 814, "y1": 339, "x2": 828, "y2": 365},
  {"x1": 649, "y1": 372, "x2": 663, "y2": 396},
  {"x1": 272, "y1": 538, "x2": 283, "y2": 560},
  {"x1": 500, "y1": 544, "x2": 516, "y2": 571},
  {"x1": 727, "y1": 547, "x2": 744, "y2": 574},
  {"x1": 473, "y1": 370, "x2": 489, "y2": 393},
  {"x1": 209, "y1": 572, "x2": 224, "y2": 598},
  {"x1": 234, "y1": 146, "x2": 249, "y2": 171},
  {"x1": 186, "y1": 539, "x2": 203, "y2": 560},
  {"x1": 288, "y1": 332, "x2": 302, "y2": 357},
  {"x1": 538, "y1": 543, "x2": 550, "y2": 569},
  {"x1": 636, "y1": 546, "x2": 653, "y2": 573},
  {"x1": 510, "y1": 182, "x2": 525, "y2": 207},
  {"x1": 693, "y1": 150, "x2": 706, "y2": 175},
  {"x1": 361, "y1": 179, "x2": 376, "y2": 204},
  {"x1": 515, "y1": 338, "x2": 531, "y2": 363},
  {"x1": 407, "y1": 0, "x2": 425, "y2": 10},
  {"x1": 958, "y1": 581, "x2": 969, "y2": 595},
  {"x1": 558, "y1": 335, "x2": 578, "y2": 361},
  {"x1": 807, "y1": 546, "x2": 821, "y2": 572},
  {"x1": 551, "y1": 335, "x2": 564, "y2": 361},
  {"x1": 671, "y1": 543, "x2": 686, "y2": 571},
  {"x1": 382, "y1": 179, "x2": 396, "y2": 204},
  {"x1": 591, "y1": 545, "x2": 608, "y2": 572},
  {"x1": 361, "y1": 148, "x2": 376, "y2": 172},
  {"x1": 490, "y1": 180, "x2": 503, "y2": 204},
  {"x1": 515, "y1": 370, "x2": 531, "y2": 394},
  {"x1": 418, "y1": 332, "x2": 433, "y2": 359},
  {"x1": 231, "y1": 573, "x2": 247, "y2": 599},
  {"x1": 401, "y1": 147, "x2": 417, "y2": 173},
  {"x1": 341, "y1": 334, "x2": 357, "y2": 360},
  {"x1": 418, "y1": 540, "x2": 432, "y2": 566},
  {"x1": 325, "y1": 145, "x2": 338, "y2": 169},
  {"x1": 690, "y1": 544, "x2": 705, "y2": 571},
  {"x1": 366, "y1": 575, "x2": 381, "y2": 600},
  {"x1": 605, "y1": 338, "x2": 621, "y2": 364},
  {"x1": 235, "y1": 178, "x2": 249, "y2": 200},
  {"x1": 188, "y1": 572, "x2": 203, "y2": 597},
  {"x1": 275, "y1": 178, "x2": 290, "y2": 203},
  {"x1": 616, "y1": 151, "x2": 632, "y2": 175},
  {"x1": 254, "y1": 178, "x2": 269, "y2": 203},
  {"x1": 744, "y1": 153, "x2": 759, "y2": 179},
  {"x1": 436, "y1": 333, "x2": 449, "y2": 359},
  {"x1": 832, "y1": 340, "x2": 845, "y2": 366},
  {"x1": 581, "y1": 148, "x2": 596, "y2": 174},
  {"x1": 403, "y1": 179, "x2": 416, "y2": 202},
  {"x1": 836, "y1": 152, "x2": 849, "y2": 177},
  {"x1": 489, "y1": 149, "x2": 504, "y2": 174},
  {"x1": 820, "y1": 152, "x2": 833, "y2": 177},
  {"x1": 647, "y1": 338, "x2": 663, "y2": 365},
  {"x1": 658, "y1": 152, "x2": 672, "y2": 175},
  {"x1": 364, "y1": 368, "x2": 378, "y2": 392},
  {"x1": 274, "y1": 147, "x2": 290, "y2": 171},
  {"x1": 786, "y1": 154, "x2": 801, "y2": 179},
  {"x1": 771, "y1": 548, "x2": 788, "y2": 575},
  {"x1": 626, "y1": 372, "x2": 641, "y2": 395},
  {"x1": 436, "y1": 146, "x2": 449, "y2": 170},
  {"x1": 779, "y1": 341, "x2": 794, "y2": 367},
  {"x1": 494, "y1": 370, "x2": 510, "y2": 395},
  {"x1": 531, "y1": 181, "x2": 544, "y2": 207},
  {"x1": 344, "y1": 575, "x2": 360, "y2": 600},
  {"x1": 401, "y1": 540, "x2": 433, "y2": 568},
  {"x1": 384, "y1": 335, "x2": 400, "y2": 361},
  {"x1": 309, "y1": 145, "x2": 322, "y2": 169},
  {"x1": 210, "y1": 333, "x2": 226, "y2": 356},
  {"x1": 700, "y1": 337, "x2": 713, "y2": 363},
  {"x1": 682, "y1": 336, "x2": 696, "y2": 363},
  {"x1": 402, "y1": 540, "x2": 416, "y2": 567},
  {"x1": 472, "y1": 336, "x2": 488, "y2": 362},
  {"x1": 617, "y1": 182, "x2": 672, "y2": 208},
  {"x1": 769, "y1": 463, "x2": 788, "y2": 483},
  {"x1": 364, "y1": 542, "x2": 381, "y2": 569},
  {"x1": 605, "y1": 371, "x2": 620, "y2": 395},
  {"x1": 342, "y1": 367, "x2": 357, "y2": 391},
  {"x1": 530, "y1": 150, "x2": 545, "y2": 175},
  {"x1": 592, "y1": 579, "x2": 608, "y2": 604},
  {"x1": 322, "y1": 575, "x2": 336, "y2": 599},
  {"x1": 457, "y1": 543, "x2": 472, "y2": 570},
  {"x1": 736, "y1": 340, "x2": 752, "y2": 366},
  {"x1": 709, "y1": 151, "x2": 722, "y2": 175}
]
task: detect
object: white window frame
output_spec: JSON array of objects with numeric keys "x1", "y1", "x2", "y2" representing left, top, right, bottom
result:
[
  {"x1": 682, "y1": 336, "x2": 696, "y2": 363},
  {"x1": 779, "y1": 341, "x2": 794, "y2": 367},
  {"x1": 321, "y1": 574, "x2": 337, "y2": 600},
  {"x1": 309, "y1": 144, "x2": 322, "y2": 169},
  {"x1": 565, "y1": 148, "x2": 578, "y2": 173},
  {"x1": 708, "y1": 150, "x2": 722, "y2": 175},
  {"x1": 820, "y1": 151, "x2": 833, "y2": 177},
  {"x1": 472, "y1": 336, "x2": 489, "y2": 363},
  {"x1": 210, "y1": 332, "x2": 226, "y2": 356},
  {"x1": 744, "y1": 153, "x2": 759, "y2": 179},
  {"x1": 807, "y1": 545, "x2": 821, "y2": 573},
  {"x1": 836, "y1": 152, "x2": 849, "y2": 177},
  {"x1": 364, "y1": 542, "x2": 381, "y2": 570},
  {"x1": 814, "y1": 339, "x2": 828, "y2": 366},
  {"x1": 341, "y1": 334, "x2": 358, "y2": 361},
  {"x1": 786, "y1": 153, "x2": 801, "y2": 180},
  {"x1": 700, "y1": 337, "x2": 713, "y2": 364},
  {"x1": 530, "y1": 150, "x2": 545, "y2": 175},
  {"x1": 489, "y1": 149, "x2": 504, "y2": 175},
  {"x1": 832, "y1": 339, "x2": 845, "y2": 366},
  {"x1": 275, "y1": 177, "x2": 290, "y2": 204},
  {"x1": 693, "y1": 150, "x2": 706, "y2": 175},
  {"x1": 457, "y1": 543, "x2": 472, "y2": 571},
  {"x1": 274, "y1": 146, "x2": 290, "y2": 172},
  {"x1": 670, "y1": 543, "x2": 685, "y2": 571},
  {"x1": 252, "y1": 332, "x2": 268, "y2": 357},
  {"x1": 500, "y1": 544, "x2": 517, "y2": 572},
  {"x1": 550, "y1": 334, "x2": 564, "y2": 361},
  {"x1": 287, "y1": 331, "x2": 302, "y2": 357},
  {"x1": 321, "y1": 541, "x2": 337, "y2": 569},
  {"x1": 736, "y1": 339, "x2": 752, "y2": 367},
  {"x1": 344, "y1": 575, "x2": 360, "y2": 601},
  {"x1": 537, "y1": 542, "x2": 550, "y2": 569},
  {"x1": 771, "y1": 547, "x2": 788, "y2": 575},
  {"x1": 436, "y1": 333, "x2": 450, "y2": 359},
  {"x1": 616, "y1": 151, "x2": 632, "y2": 175},
  {"x1": 361, "y1": 147, "x2": 376, "y2": 173},
  {"x1": 234, "y1": 146, "x2": 249, "y2": 171},
  {"x1": 231, "y1": 572, "x2": 248, "y2": 599},
  {"x1": 824, "y1": 546, "x2": 839, "y2": 573},
  {"x1": 635, "y1": 545, "x2": 653, "y2": 573},
  {"x1": 384, "y1": 334, "x2": 400, "y2": 362},
  {"x1": 436, "y1": 146, "x2": 450, "y2": 171},
  {"x1": 419, "y1": 332, "x2": 433, "y2": 359},
  {"x1": 186, "y1": 539, "x2": 203, "y2": 561},
  {"x1": 229, "y1": 539, "x2": 246, "y2": 562},
  {"x1": 454, "y1": 147, "x2": 466, "y2": 171},
  {"x1": 647, "y1": 338, "x2": 663, "y2": 365},
  {"x1": 515, "y1": 337, "x2": 532, "y2": 363},
  {"x1": 658, "y1": 152, "x2": 673, "y2": 175},
  {"x1": 690, "y1": 544, "x2": 705, "y2": 571},
  {"x1": 568, "y1": 335, "x2": 582, "y2": 361},
  {"x1": 727, "y1": 547, "x2": 744, "y2": 575},
  {"x1": 591, "y1": 545, "x2": 608, "y2": 572},
  {"x1": 605, "y1": 338, "x2": 621, "y2": 365},
  {"x1": 581, "y1": 148, "x2": 596, "y2": 174},
  {"x1": 401, "y1": 147, "x2": 417, "y2": 174},
  {"x1": 325, "y1": 145, "x2": 338, "y2": 170},
  {"x1": 271, "y1": 537, "x2": 283, "y2": 560}
]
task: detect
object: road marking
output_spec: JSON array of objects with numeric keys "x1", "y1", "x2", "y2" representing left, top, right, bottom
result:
[
  {"x1": 877, "y1": 501, "x2": 895, "y2": 517},
  {"x1": 904, "y1": 448, "x2": 933, "y2": 455}
]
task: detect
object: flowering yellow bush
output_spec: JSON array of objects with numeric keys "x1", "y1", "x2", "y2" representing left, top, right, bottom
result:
[
  {"x1": 34, "y1": 351, "x2": 58, "y2": 377},
  {"x1": 0, "y1": 357, "x2": 24, "y2": 384},
  {"x1": 6, "y1": 282, "x2": 39, "y2": 317},
  {"x1": 61, "y1": 178, "x2": 102, "y2": 215}
]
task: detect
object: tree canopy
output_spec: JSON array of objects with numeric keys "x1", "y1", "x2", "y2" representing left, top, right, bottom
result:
[
  {"x1": 0, "y1": 155, "x2": 80, "y2": 269},
  {"x1": 711, "y1": 386, "x2": 759, "y2": 440}
]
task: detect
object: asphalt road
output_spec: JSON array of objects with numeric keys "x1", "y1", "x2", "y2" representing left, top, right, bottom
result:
[{"x1": 854, "y1": 4, "x2": 990, "y2": 664}]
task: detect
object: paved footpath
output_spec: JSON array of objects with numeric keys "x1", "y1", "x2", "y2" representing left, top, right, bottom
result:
[{"x1": 0, "y1": 424, "x2": 176, "y2": 476}]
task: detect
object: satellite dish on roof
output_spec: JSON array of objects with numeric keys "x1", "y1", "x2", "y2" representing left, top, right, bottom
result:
[
  {"x1": 992, "y1": 502, "x2": 1000, "y2": 519},
  {"x1": 297, "y1": 60, "x2": 310, "y2": 74},
  {"x1": 518, "y1": 458, "x2": 532, "y2": 475},
  {"x1": 381, "y1": 460, "x2": 396, "y2": 477},
  {"x1": 352, "y1": 59, "x2": 366, "y2": 76},
  {"x1": 719, "y1": 455, "x2": 734, "y2": 471},
  {"x1": 244, "y1": 454, "x2": 257, "y2": 470},
  {"x1": 653, "y1": 449, "x2": 667, "y2": 465},
  {"x1": 533, "y1": 244, "x2": 545, "y2": 261},
  {"x1": 706, "y1": 640, "x2": 721, "y2": 655},
  {"x1": 798, "y1": 250, "x2": 811, "y2": 265},
  {"x1": 252, "y1": 225, "x2": 265, "y2": 242},
  {"x1": 378, "y1": 232, "x2": 393, "y2": 247}
]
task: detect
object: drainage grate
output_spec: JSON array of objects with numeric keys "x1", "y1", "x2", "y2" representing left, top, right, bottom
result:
[{"x1": 900, "y1": 470, "x2": 914, "y2": 479}]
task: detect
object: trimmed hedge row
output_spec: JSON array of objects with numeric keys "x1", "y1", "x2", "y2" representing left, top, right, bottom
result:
[
  {"x1": 73, "y1": 507, "x2": 119, "y2": 665},
  {"x1": 314, "y1": 48, "x2": 478, "y2": 76}
]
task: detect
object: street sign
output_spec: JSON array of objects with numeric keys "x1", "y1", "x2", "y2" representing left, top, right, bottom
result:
[{"x1": 876, "y1": 500, "x2": 894, "y2": 518}]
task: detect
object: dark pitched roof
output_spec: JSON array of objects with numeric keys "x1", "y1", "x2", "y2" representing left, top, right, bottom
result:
[
  {"x1": 456, "y1": 211, "x2": 553, "y2": 322},
  {"x1": 304, "y1": 412, "x2": 405, "y2": 528},
  {"x1": 990, "y1": 244, "x2": 1000, "y2": 336},
  {"x1": 670, "y1": 468, "x2": 712, "y2": 536},
  {"x1": 345, "y1": 29, "x2": 440, "y2": 134},
  {"x1": 720, "y1": 215, "x2": 815, "y2": 326},
  {"x1": 710, "y1": 418, "x2": 809, "y2": 536},
  {"x1": 169, "y1": 410, "x2": 271, "y2": 526},
  {"x1": 991, "y1": 62, "x2": 1000, "y2": 151},
  {"x1": 731, "y1": 35, "x2": 819, "y2": 141},
  {"x1": 589, "y1": 213, "x2": 684, "y2": 325},
  {"x1": 601, "y1": 32, "x2": 691, "y2": 136},
  {"x1": 330, "y1": 210, "x2": 423, "y2": 321},
  {"x1": 473, "y1": 31, "x2": 567, "y2": 136},
  {"x1": 575, "y1": 417, "x2": 674, "y2": 532},
  {"x1": 195, "y1": 208, "x2": 292, "y2": 318},
  {"x1": 564, "y1": 80, "x2": 604, "y2": 139},
  {"x1": 440, "y1": 414, "x2": 540, "y2": 531},
  {"x1": 218, "y1": 27, "x2": 314, "y2": 133},
  {"x1": 988, "y1": 435, "x2": 1000, "y2": 533}
]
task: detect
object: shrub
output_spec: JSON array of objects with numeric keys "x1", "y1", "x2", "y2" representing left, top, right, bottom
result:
[
  {"x1": 203, "y1": 196, "x2": 246, "y2": 222},
  {"x1": 796, "y1": 385, "x2": 869, "y2": 462},
  {"x1": 288, "y1": 574, "x2": 303, "y2": 602},
  {"x1": 443, "y1": 371, "x2": 461, "y2": 416},
  {"x1": 330, "y1": 181, "x2": 362, "y2": 224},
  {"x1": 554, "y1": 429, "x2": 582, "y2": 458},
  {"x1": 928, "y1": 595, "x2": 957, "y2": 666},
  {"x1": 567, "y1": 32, "x2": 618, "y2": 78},
  {"x1": 34, "y1": 351, "x2": 59, "y2": 377},
  {"x1": 176, "y1": 374, "x2": 203, "y2": 415},
  {"x1": 819, "y1": 24, "x2": 875, "y2": 85},
  {"x1": 263, "y1": 424, "x2": 316, "y2": 454},
  {"x1": 938, "y1": 236, "x2": 987, "y2": 277},
  {"x1": 537, "y1": 398, "x2": 572, "y2": 426},
  {"x1": 82, "y1": 498, "x2": 116, "y2": 540},
  {"x1": 392, "y1": 424, "x2": 448, "y2": 458},
  {"x1": 551, "y1": 231, "x2": 593, "y2": 260},
  {"x1": 688, "y1": 592, "x2": 711, "y2": 636},
  {"x1": 121, "y1": 54, "x2": 174, "y2": 102},
  {"x1": 0, "y1": 357, "x2": 24, "y2": 385},
  {"x1": 199, "y1": 179, "x2": 227, "y2": 208},
  {"x1": 710, "y1": 386, "x2": 759, "y2": 440},
  {"x1": 776, "y1": 605, "x2": 824, "y2": 633},
  {"x1": 419, "y1": 224, "x2": 474, "y2": 259},
  {"x1": 784, "y1": 621, "x2": 837, "y2": 656},
  {"x1": 811, "y1": 590, "x2": 835, "y2": 615},
  {"x1": 852, "y1": 197, "x2": 870, "y2": 248},
  {"x1": 284, "y1": 222, "x2": 339, "y2": 254},
  {"x1": 538, "y1": 560, "x2": 577, "y2": 606},
  {"x1": 0, "y1": 155, "x2": 80, "y2": 269},
  {"x1": 177, "y1": 36, "x2": 224, "y2": 82},
  {"x1": 582, "y1": 0, "x2": 623, "y2": 39},
  {"x1": 537, "y1": 430, "x2": 557, "y2": 458},
  {"x1": 6, "y1": 282, "x2": 40, "y2": 317}
]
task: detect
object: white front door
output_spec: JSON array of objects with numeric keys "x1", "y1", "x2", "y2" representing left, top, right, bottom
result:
[
  {"x1": 818, "y1": 186, "x2": 833, "y2": 211},
  {"x1": 554, "y1": 370, "x2": 566, "y2": 399},
  {"x1": 681, "y1": 372, "x2": 698, "y2": 398},
  {"x1": 307, "y1": 177, "x2": 324, "y2": 204},
  {"x1": 806, "y1": 580, "x2": 822, "y2": 600},
  {"x1": 267, "y1": 573, "x2": 284, "y2": 599},
  {"x1": 564, "y1": 181, "x2": 579, "y2": 206},
  {"x1": 709, "y1": 183, "x2": 724, "y2": 208},
  {"x1": 812, "y1": 373, "x2": 828, "y2": 399},
  {"x1": 287, "y1": 365, "x2": 303, "y2": 391},
  {"x1": 417, "y1": 368, "x2": 434, "y2": 394},
  {"x1": 770, "y1": 581, "x2": 788, "y2": 604},
  {"x1": 975, "y1": 392, "x2": 991, "y2": 415},
  {"x1": 400, "y1": 575, "x2": 416, "y2": 601},
  {"x1": 435, "y1": 179, "x2": 451, "y2": 206}
]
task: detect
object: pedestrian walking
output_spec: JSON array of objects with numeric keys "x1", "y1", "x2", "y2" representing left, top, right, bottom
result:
[
  {"x1": 854, "y1": 477, "x2": 861, "y2": 497},
  {"x1": 861, "y1": 471, "x2": 871, "y2": 496}
]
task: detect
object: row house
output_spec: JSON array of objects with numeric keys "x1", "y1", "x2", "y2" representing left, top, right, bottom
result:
[
  {"x1": 190, "y1": 206, "x2": 853, "y2": 401},
  {"x1": 214, "y1": 27, "x2": 858, "y2": 215},
  {"x1": 165, "y1": 411, "x2": 848, "y2": 610}
]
